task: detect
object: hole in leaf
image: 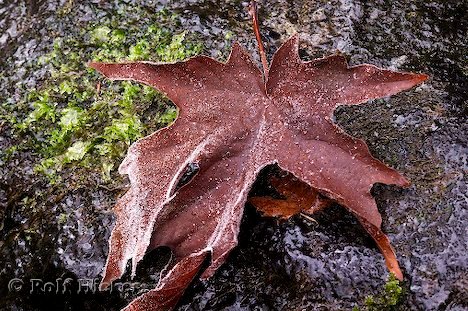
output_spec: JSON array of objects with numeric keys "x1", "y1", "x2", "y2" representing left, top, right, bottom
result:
[{"x1": 173, "y1": 163, "x2": 200, "y2": 193}]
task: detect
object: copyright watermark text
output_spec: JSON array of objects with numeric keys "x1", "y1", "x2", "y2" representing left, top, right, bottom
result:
[{"x1": 8, "y1": 278, "x2": 151, "y2": 294}]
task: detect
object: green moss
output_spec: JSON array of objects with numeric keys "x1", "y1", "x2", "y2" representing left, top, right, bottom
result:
[
  {"x1": 353, "y1": 274, "x2": 404, "y2": 311},
  {"x1": 4, "y1": 4, "x2": 203, "y2": 184}
]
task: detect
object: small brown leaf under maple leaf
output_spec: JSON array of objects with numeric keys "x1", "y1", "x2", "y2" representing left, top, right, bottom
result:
[
  {"x1": 249, "y1": 171, "x2": 402, "y2": 280},
  {"x1": 250, "y1": 172, "x2": 331, "y2": 219},
  {"x1": 90, "y1": 35, "x2": 427, "y2": 311}
]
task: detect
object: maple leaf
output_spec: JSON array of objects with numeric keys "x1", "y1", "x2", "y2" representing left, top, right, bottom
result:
[{"x1": 90, "y1": 34, "x2": 427, "y2": 310}]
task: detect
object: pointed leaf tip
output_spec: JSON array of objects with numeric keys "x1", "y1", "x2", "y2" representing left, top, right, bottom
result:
[
  {"x1": 414, "y1": 73, "x2": 429, "y2": 84},
  {"x1": 288, "y1": 33, "x2": 300, "y2": 46},
  {"x1": 88, "y1": 61, "x2": 114, "y2": 78},
  {"x1": 88, "y1": 61, "x2": 99, "y2": 69},
  {"x1": 274, "y1": 34, "x2": 300, "y2": 61},
  {"x1": 227, "y1": 41, "x2": 253, "y2": 64},
  {"x1": 88, "y1": 61, "x2": 107, "y2": 72},
  {"x1": 228, "y1": 42, "x2": 244, "y2": 59}
]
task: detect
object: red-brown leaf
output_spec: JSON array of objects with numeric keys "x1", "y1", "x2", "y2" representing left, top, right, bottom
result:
[
  {"x1": 249, "y1": 173, "x2": 332, "y2": 218},
  {"x1": 90, "y1": 35, "x2": 427, "y2": 310}
]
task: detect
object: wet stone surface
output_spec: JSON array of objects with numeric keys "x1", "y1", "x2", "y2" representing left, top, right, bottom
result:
[{"x1": 0, "y1": 0, "x2": 467, "y2": 310}]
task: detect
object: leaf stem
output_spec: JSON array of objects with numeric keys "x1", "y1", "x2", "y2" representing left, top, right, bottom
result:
[{"x1": 249, "y1": 0, "x2": 269, "y2": 81}]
